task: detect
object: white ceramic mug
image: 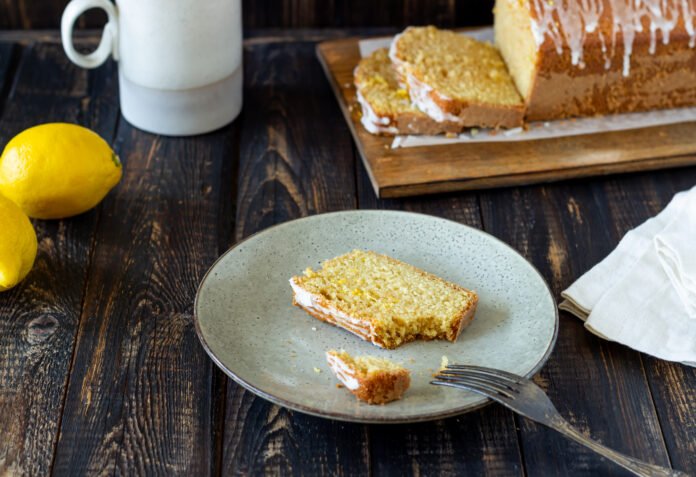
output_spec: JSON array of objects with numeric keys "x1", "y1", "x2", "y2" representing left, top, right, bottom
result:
[{"x1": 61, "y1": 0, "x2": 243, "y2": 136}]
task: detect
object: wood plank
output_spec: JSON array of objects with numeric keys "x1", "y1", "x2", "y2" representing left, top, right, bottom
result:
[
  {"x1": 644, "y1": 358, "x2": 696, "y2": 474},
  {"x1": 596, "y1": 169, "x2": 696, "y2": 475},
  {"x1": 456, "y1": 1, "x2": 494, "y2": 27},
  {"x1": 52, "y1": 126, "x2": 236, "y2": 474},
  {"x1": 220, "y1": 39, "x2": 369, "y2": 475},
  {"x1": 0, "y1": 1, "x2": 493, "y2": 29},
  {"x1": 334, "y1": 0, "x2": 457, "y2": 28},
  {"x1": 356, "y1": 161, "x2": 525, "y2": 476},
  {"x1": 52, "y1": 112, "x2": 237, "y2": 473},
  {"x1": 0, "y1": 42, "x2": 119, "y2": 475},
  {"x1": 478, "y1": 179, "x2": 677, "y2": 475},
  {"x1": 0, "y1": 0, "x2": 21, "y2": 29},
  {"x1": 317, "y1": 36, "x2": 696, "y2": 198},
  {"x1": 0, "y1": 43, "x2": 16, "y2": 106}
]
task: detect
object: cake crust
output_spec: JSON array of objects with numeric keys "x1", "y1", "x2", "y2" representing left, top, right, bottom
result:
[
  {"x1": 496, "y1": 0, "x2": 696, "y2": 120},
  {"x1": 292, "y1": 293, "x2": 478, "y2": 349},
  {"x1": 326, "y1": 350, "x2": 411, "y2": 404}
]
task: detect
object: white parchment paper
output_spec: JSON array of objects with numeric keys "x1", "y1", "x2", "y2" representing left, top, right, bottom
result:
[{"x1": 358, "y1": 28, "x2": 696, "y2": 149}]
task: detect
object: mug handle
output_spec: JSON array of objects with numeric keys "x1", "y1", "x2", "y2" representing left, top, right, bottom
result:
[{"x1": 61, "y1": 0, "x2": 119, "y2": 68}]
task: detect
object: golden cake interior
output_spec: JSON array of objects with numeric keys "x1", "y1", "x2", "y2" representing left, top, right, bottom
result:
[
  {"x1": 494, "y1": 0, "x2": 538, "y2": 100},
  {"x1": 330, "y1": 350, "x2": 406, "y2": 376},
  {"x1": 355, "y1": 48, "x2": 417, "y2": 118},
  {"x1": 395, "y1": 26, "x2": 523, "y2": 107},
  {"x1": 294, "y1": 250, "x2": 476, "y2": 348}
]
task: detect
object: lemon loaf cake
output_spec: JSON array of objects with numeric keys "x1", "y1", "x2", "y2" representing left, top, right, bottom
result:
[
  {"x1": 326, "y1": 350, "x2": 411, "y2": 404},
  {"x1": 495, "y1": 0, "x2": 696, "y2": 120},
  {"x1": 355, "y1": 48, "x2": 462, "y2": 135},
  {"x1": 290, "y1": 250, "x2": 478, "y2": 349},
  {"x1": 389, "y1": 26, "x2": 524, "y2": 129}
]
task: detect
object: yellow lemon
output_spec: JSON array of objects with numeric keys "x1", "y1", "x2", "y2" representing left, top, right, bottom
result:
[
  {"x1": 0, "y1": 193, "x2": 37, "y2": 291},
  {"x1": 0, "y1": 123, "x2": 122, "y2": 219}
]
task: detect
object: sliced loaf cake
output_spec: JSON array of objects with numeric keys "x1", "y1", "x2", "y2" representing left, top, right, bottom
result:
[
  {"x1": 389, "y1": 26, "x2": 524, "y2": 128},
  {"x1": 355, "y1": 48, "x2": 462, "y2": 135}
]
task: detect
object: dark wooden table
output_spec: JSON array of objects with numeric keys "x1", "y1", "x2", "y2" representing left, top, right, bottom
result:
[{"x1": 0, "y1": 29, "x2": 694, "y2": 477}]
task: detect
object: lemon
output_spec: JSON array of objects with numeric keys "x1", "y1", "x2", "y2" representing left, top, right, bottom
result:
[
  {"x1": 0, "y1": 193, "x2": 37, "y2": 291},
  {"x1": 0, "y1": 123, "x2": 122, "y2": 219}
]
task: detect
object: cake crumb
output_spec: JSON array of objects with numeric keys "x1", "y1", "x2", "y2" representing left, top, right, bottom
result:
[
  {"x1": 313, "y1": 367, "x2": 322, "y2": 373},
  {"x1": 336, "y1": 383, "x2": 344, "y2": 389},
  {"x1": 441, "y1": 355, "x2": 449, "y2": 369},
  {"x1": 311, "y1": 326, "x2": 317, "y2": 331}
]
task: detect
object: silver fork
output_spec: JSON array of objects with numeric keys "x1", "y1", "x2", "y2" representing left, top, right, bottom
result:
[{"x1": 432, "y1": 365, "x2": 688, "y2": 477}]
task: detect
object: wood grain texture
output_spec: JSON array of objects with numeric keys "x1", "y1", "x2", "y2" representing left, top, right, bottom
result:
[
  {"x1": 0, "y1": 42, "x2": 118, "y2": 476},
  {"x1": 332, "y1": 0, "x2": 458, "y2": 28},
  {"x1": 317, "y1": 36, "x2": 696, "y2": 198},
  {"x1": 221, "y1": 39, "x2": 368, "y2": 475},
  {"x1": 478, "y1": 180, "x2": 678, "y2": 475},
  {"x1": 356, "y1": 157, "x2": 525, "y2": 476},
  {"x1": 0, "y1": 28, "x2": 694, "y2": 477},
  {"x1": 0, "y1": 0, "x2": 492, "y2": 29},
  {"x1": 51, "y1": 119, "x2": 237, "y2": 473},
  {"x1": 0, "y1": 43, "x2": 16, "y2": 111}
]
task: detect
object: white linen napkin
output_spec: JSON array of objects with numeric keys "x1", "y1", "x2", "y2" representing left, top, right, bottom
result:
[{"x1": 560, "y1": 186, "x2": 696, "y2": 366}]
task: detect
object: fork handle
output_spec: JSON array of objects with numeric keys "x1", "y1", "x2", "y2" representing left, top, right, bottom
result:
[{"x1": 551, "y1": 416, "x2": 687, "y2": 477}]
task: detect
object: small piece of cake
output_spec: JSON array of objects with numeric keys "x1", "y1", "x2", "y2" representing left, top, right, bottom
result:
[
  {"x1": 354, "y1": 48, "x2": 462, "y2": 135},
  {"x1": 389, "y1": 26, "x2": 524, "y2": 128},
  {"x1": 290, "y1": 250, "x2": 478, "y2": 349},
  {"x1": 326, "y1": 350, "x2": 411, "y2": 404}
]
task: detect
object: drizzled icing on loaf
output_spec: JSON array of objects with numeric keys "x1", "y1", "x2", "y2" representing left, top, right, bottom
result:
[{"x1": 529, "y1": 0, "x2": 696, "y2": 76}]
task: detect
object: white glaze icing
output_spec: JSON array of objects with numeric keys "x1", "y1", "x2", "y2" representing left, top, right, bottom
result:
[
  {"x1": 355, "y1": 90, "x2": 399, "y2": 134},
  {"x1": 388, "y1": 31, "x2": 409, "y2": 89},
  {"x1": 405, "y1": 72, "x2": 463, "y2": 124},
  {"x1": 389, "y1": 29, "x2": 462, "y2": 124},
  {"x1": 289, "y1": 278, "x2": 383, "y2": 347},
  {"x1": 326, "y1": 353, "x2": 360, "y2": 390},
  {"x1": 529, "y1": 0, "x2": 696, "y2": 76}
]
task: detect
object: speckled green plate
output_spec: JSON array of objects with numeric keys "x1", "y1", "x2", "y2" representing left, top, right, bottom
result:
[{"x1": 194, "y1": 210, "x2": 558, "y2": 423}]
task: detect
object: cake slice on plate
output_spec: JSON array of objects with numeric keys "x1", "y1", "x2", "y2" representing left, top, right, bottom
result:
[
  {"x1": 389, "y1": 26, "x2": 524, "y2": 128},
  {"x1": 326, "y1": 350, "x2": 410, "y2": 404},
  {"x1": 354, "y1": 48, "x2": 462, "y2": 135},
  {"x1": 290, "y1": 250, "x2": 478, "y2": 349}
]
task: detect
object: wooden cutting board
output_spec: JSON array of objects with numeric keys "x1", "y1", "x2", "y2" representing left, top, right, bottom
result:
[{"x1": 316, "y1": 35, "x2": 696, "y2": 198}]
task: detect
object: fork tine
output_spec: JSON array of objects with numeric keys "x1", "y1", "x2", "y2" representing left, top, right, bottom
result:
[
  {"x1": 431, "y1": 379, "x2": 514, "y2": 401},
  {"x1": 445, "y1": 365, "x2": 522, "y2": 382},
  {"x1": 432, "y1": 375, "x2": 516, "y2": 399},
  {"x1": 439, "y1": 369, "x2": 521, "y2": 390},
  {"x1": 437, "y1": 371, "x2": 519, "y2": 393}
]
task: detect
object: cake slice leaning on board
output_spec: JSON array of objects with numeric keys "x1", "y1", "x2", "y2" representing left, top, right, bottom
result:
[
  {"x1": 389, "y1": 26, "x2": 525, "y2": 129},
  {"x1": 354, "y1": 48, "x2": 463, "y2": 135},
  {"x1": 495, "y1": 0, "x2": 696, "y2": 120}
]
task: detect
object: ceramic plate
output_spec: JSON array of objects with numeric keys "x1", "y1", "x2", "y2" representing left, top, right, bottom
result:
[{"x1": 194, "y1": 211, "x2": 558, "y2": 423}]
